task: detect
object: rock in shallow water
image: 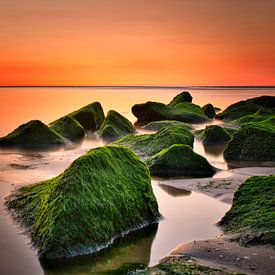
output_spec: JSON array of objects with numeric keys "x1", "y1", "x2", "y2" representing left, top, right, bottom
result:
[{"x1": 200, "y1": 125, "x2": 232, "y2": 145}]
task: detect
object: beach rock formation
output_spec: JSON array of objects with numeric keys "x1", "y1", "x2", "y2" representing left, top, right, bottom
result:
[
  {"x1": 99, "y1": 110, "x2": 136, "y2": 141},
  {"x1": 219, "y1": 175, "x2": 275, "y2": 246},
  {"x1": 0, "y1": 120, "x2": 66, "y2": 148},
  {"x1": 224, "y1": 119, "x2": 275, "y2": 161},
  {"x1": 143, "y1": 120, "x2": 192, "y2": 132},
  {"x1": 49, "y1": 116, "x2": 85, "y2": 142},
  {"x1": 200, "y1": 125, "x2": 232, "y2": 145},
  {"x1": 132, "y1": 101, "x2": 209, "y2": 125},
  {"x1": 146, "y1": 144, "x2": 216, "y2": 178},
  {"x1": 234, "y1": 109, "x2": 275, "y2": 125},
  {"x1": 216, "y1": 96, "x2": 275, "y2": 121},
  {"x1": 69, "y1": 102, "x2": 105, "y2": 131},
  {"x1": 202, "y1": 103, "x2": 216, "y2": 119},
  {"x1": 168, "y1": 91, "x2": 193, "y2": 106},
  {"x1": 5, "y1": 146, "x2": 159, "y2": 259},
  {"x1": 114, "y1": 126, "x2": 194, "y2": 158}
]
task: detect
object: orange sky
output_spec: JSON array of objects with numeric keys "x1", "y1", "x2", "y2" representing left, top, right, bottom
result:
[{"x1": 1, "y1": 0, "x2": 275, "y2": 86}]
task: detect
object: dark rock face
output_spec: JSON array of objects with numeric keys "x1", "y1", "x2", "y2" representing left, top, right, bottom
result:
[
  {"x1": 146, "y1": 144, "x2": 216, "y2": 178},
  {"x1": 168, "y1": 91, "x2": 193, "y2": 106},
  {"x1": 99, "y1": 110, "x2": 136, "y2": 141},
  {"x1": 0, "y1": 120, "x2": 66, "y2": 148},
  {"x1": 202, "y1": 103, "x2": 216, "y2": 119},
  {"x1": 200, "y1": 125, "x2": 232, "y2": 145},
  {"x1": 49, "y1": 116, "x2": 86, "y2": 142},
  {"x1": 5, "y1": 146, "x2": 159, "y2": 259},
  {"x1": 69, "y1": 102, "x2": 105, "y2": 131}
]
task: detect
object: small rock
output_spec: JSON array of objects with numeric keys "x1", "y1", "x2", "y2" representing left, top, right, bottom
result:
[
  {"x1": 243, "y1": 256, "x2": 249, "y2": 260},
  {"x1": 219, "y1": 255, "x2": 223, "y2": 258},
  {"x1": 236, "y1": 257, "x2": 241, "y2": 261}
]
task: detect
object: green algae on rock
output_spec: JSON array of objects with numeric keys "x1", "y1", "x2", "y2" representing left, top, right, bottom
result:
[
  {"x1": 49, "y1": 116, "x2": 86, "y2": 142},
  {"x1": 219, "y1": 175, "x2": 275, "y2": 246},
  {"x1": 99, "y1": 110, "x2": 136, "y2": 141},
  {"x1": 234, "y1": 109, "x2": 275, "y2": 125},
  {"x1": 114, "y1": 126, "x2": 194, "y2": 158},
  {"x1": 146, "y1": 144, "x2": 216, "y2": 178},
  {"x1": 202, "y1": 103, "x2": 216, "y2": 119},
  {"x1": 200, "y1": 125, "x2": 232, "y2": 145},
  {"x1": 0, "y1": 120, "x2": 66, "y2": 148},
  {"x1": 224, "y1": 119, "x2": 275, "y2": 161},
  {"x1": 168, "y1": 91, "x2": 193, "y2": 107},
  {"x1": 143, "y1": 120, "x2": 192, "y2": 132},
  {"x1": 216, "y1": 95, "x2": 275, "y2": 121},
  {"x1": 69, "y1": 102, "x2": 105, "y2": 131},
  {"x1": 5, "y1": 146, "x2": 159, "y2": 259}
]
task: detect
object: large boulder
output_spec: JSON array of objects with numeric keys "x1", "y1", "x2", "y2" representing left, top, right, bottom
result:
[
  {"x1": 132, "y1": 101, "x2": 209, "y2": 125},
  {"x1": 114, "y1": 126, "x2": 194, "y2": 158},
  {"x1": 49, "y1": 116, "x2": 85, "y2": 142},
  {"x1": 0, "y1": 120, "x2": 66, "y2": 149},
  {"x1": 200, "y1": 125, "x2": 232, "y2": 145},
  {"x1": 146, "y1": 144, "x2": 216, "y2": 178},
  {"x1": 216, "y1": 96, "x2": 275, "y2": 121},
  {"x1": 168, "y1": 91, "x2": 193, "y2": 107},
  {"x1": 69, "y1": 102, "x2": 105, "y2": 131},
  {"x1": 143, "y1": 120, "x2": 192, "y2": 132},
  {"x1": 202, "y1": 103, "x2": 216, "y2": 119},
  {"x1": 5, "y1": 146, "x2": 159, "y2": 259},
  {"x1": 99, "y1": 110, "x2": 136, "y2": 141},
  {"x1": 219, "y1": 175, "x2": 275, "y2": 246},
  {"x1": 234, "y1": 109, "x2": 275, "y2": 125},
  {"x1": 224, "y1": 119, "x2": 275, "y2": 161}
]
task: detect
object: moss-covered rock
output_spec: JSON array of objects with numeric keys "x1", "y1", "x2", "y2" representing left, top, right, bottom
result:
[
  {"x1": 99, "y1": 110, "x2": 136, "y2": 141},
  {"x1": 234, "y1": 109, "x2": 275, "y2": 125},
  {"x1": 219, "y1": 175, "x2": 275, "y2": 246},
  {"x1": 202, "y1": 103, "x2": 216, "y2": 119},
  {"x1": 200, "y1": 125, "x2": 232, "y2": 145},
  {"x1": 69, "y1": 102, "x2": 105, "y2": 131},
  {"x1": 132, "y1": 101, "x2": 209, "y2": 125},
  {"x1": 216, "y1": 96, "x2": 275, "y2": 121},
  {"x1": 224, "y1": 119, "x2": 275, "y2": 161},
  {"x1": 168, "y1": 91, "x2": 193, "y2": 106},
  {"x1": 5, "y1": 146, "x2": 159, "y2": 259},
  {"x1": 0, "y1": 120, "x2": 66, "y2": 149},
  {"x1": 143, "y1": 120, "x2": 192, "y2": 132},
  {"x1": 114, "y1": 126, "x2": 194, "y2": 158},
  {"x1": 146, "y1": 144, "x2": 216, "y2": 178},
  {"x1": 49, "y1": 116, "x2": 85, "y2": 142}
]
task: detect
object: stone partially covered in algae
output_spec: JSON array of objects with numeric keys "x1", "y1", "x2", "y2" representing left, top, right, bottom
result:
[
  {"x1": 0, "y1": 120, "x2": 66, "y2": 149},
  {"x1": 99, "y1": 110, "x2": 136, "y2": 141},
  {"x1": 5, "y1": 146, "x2": 159, "y2": 259},
  {"x1": 200, "y1": 125, "x2": 232, "y2": 145}
]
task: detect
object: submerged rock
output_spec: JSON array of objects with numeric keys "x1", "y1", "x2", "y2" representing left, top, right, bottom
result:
[
  {"x1": 202, "y1": 103, "x2": 216, "y2": 119},
  {"x1": 216, "y1": 96, "x2": 275, "y2": 121},
  {"x1": 99, "y1": 110, "x2": 136, "y2": 141},
  {"x1": 168, "y1": 91, "x2": 193, "y2": 106},
  {"x1": 0, "y1": 120, "x2": 66, "y2": 148},
  {"x1": 146, "y1": 144, "x2": 216, "y2": 178},
  {"x1": 5, "y1": 146, "x2": 159, "y2": 259},
  {"x1": 219, "y1": 175, "x2": 275, "y2": 246},
  {"x1": 143, "y1": 120, "x2": 192, "y2": 132},
  {"x1": 49, "y1": 116, "x2": 85, "y2": 142},
  {"x1": 224, "y1": 119, "x2": 275, "y2": 161},
  {"x1": 69, "y1": 102, "x2": 105, "y2": 131},
  {"x1": 200, "y1": 125, "x2": 232, "y2": 145},
  {"x1": 114, "y1": 126, "x2": 194, "y2": 158}
]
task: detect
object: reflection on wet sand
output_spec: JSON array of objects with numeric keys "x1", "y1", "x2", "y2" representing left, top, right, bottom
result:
[
  {"x1": 157, "y1": 183, "x2": 191, "y2": 197},
  {"x1": 203, "y1": 144, "x2": 227, "y2": 156},
  {"x1": 40, "y1": 224, "x2": 158, "y2": 274}
]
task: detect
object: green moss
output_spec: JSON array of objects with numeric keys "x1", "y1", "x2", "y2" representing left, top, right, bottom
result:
[
  {"x1": 143, "y1": 120, "x2": 192, "y2": 132},
  {"x1": 224, "y1": 119, "x2": 275, "y2": 161},
  {"x1": 114, "y1": 126, "x2": 194, "y2": 158},
  {"x1": 168, "y1": 91, "x2": 193, "y2": 107},
  {"x1": 200, "y1": 125, "x2": 232, "y2": 145},
  {"x1": 216, "y1": 96, "x2": 275, "y2": 121},
  {"x1": 132, "y1": 101, "x2": 209, "y2": 125},
  {"x1": 99, "y1": 110, "x2": 136, "y2": 141},
  {"x1": 146, "y1": 144, "x2": 216, "y2": 178},
  {"x1": 202, "y1": 103, "x2": 216, "y2": 119},
  {"x1": 5, "y1": 146, "x2": 159, "y2": 259},
  {"x1": 0, "y1": 120, "x2": 66, "y2": 148},
  {"x1": 234, "y1": 109, "x2": 275, "y2": 125},
  {"x1": 219, "y1": 175, "x2": 275, "y2": 246},
  {"x1": 69, "y1": 102, "x2": 105, "y2": 131},
  {"x1": 49, "y1": 115, "x2": 85, "y2": 142}
]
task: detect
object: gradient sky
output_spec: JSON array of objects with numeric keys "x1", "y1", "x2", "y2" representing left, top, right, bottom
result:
[{"x1": 1, "y1": 0, "x2": 275, "y2": 86}]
